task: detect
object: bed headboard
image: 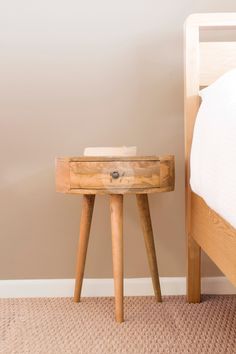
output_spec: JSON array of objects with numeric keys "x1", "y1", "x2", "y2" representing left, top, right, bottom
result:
[{"x1": 184, "y1": 13, "x2": 236, "y2": 232}]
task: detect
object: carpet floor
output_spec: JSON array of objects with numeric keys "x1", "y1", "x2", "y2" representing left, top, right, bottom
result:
[{"x1": 0, "y1": 295, "x2": 236, "y2": 353}]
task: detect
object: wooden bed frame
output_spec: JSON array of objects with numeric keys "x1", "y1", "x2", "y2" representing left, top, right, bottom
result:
[{"x1": 184, "y1": 13, "x2": 236, "y2": 302}]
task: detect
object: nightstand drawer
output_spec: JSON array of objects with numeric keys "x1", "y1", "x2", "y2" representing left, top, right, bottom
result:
[
  {"x1": 70, "y1": 160, "x2": 161, "y2": 190},
  {"x1": 56, "y1": 156, "x2": 175, "y2": 194}
]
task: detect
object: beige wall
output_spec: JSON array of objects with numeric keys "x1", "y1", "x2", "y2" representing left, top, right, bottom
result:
[{"x1": 1, "y1": 1, "x2": 236, "y2": 280}]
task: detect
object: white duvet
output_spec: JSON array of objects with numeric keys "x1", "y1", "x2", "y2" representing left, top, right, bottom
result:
[{"x1": 190, "y1": 69, "x2": 236, "y2": 229}]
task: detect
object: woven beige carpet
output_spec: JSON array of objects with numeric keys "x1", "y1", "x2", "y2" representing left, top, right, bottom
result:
[{"x1": 0, "y1": 295, "x2": 236, "y2": 353}]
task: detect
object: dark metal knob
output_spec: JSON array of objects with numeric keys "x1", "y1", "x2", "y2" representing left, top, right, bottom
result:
[{"x1": 110, "y1": 171, "x2": 120, "y2": 179}]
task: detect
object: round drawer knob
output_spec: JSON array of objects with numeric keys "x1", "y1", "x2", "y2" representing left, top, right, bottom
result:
[{"x1": 111, "y1": 171, "x2": 120, "y2": 179}]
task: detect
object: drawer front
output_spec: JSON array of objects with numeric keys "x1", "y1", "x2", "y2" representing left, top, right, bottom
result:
[{"x1": 69, "y1": 161, "x2": 161, "y2": 190}]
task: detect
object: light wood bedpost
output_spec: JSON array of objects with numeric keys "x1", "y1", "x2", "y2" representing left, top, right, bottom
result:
[{"x1": 184, "y1": 16, "x2": 201, "y2": 303}]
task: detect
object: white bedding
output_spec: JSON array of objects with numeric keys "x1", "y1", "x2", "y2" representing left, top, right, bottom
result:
[{"x1": 190, "y1": 69, "x2": 236, "y2": 229}]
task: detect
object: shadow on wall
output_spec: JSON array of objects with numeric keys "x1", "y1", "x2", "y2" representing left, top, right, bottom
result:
[{"x1": 0, "y1": 164, "x2": 80, "y2": 279}]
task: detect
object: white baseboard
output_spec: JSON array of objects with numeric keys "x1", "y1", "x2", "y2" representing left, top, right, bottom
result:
[{"x1": 0, "y1": 277, "x2": 235, "y2": 298}]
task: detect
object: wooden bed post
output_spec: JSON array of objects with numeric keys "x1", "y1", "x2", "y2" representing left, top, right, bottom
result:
[{"x1": 184, "y1": 17, "x2": 201, "y2": 303}]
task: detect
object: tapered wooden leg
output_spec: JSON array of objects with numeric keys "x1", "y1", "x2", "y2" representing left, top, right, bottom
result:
[
  {"x1": 187, "y1": 235, "x2": 201, "y2": 303},
  {"x1": 110, "y1": 194, "x2": 124, "y2": 323},
  {"x1": 136, "y1": 194, "x2": 162, "y2": 302},
  {"x1": 74, "y1": 194, "x2": 95, "y2": 302}
]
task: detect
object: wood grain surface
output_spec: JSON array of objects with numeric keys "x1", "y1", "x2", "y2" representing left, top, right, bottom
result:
[{"x1": 56, "y1": 156, "x2": 175, "y2": 195}]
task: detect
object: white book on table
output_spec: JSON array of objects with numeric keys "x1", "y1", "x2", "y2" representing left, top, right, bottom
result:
[{"x1": 83, "y1": 146, "x2": 137, "y2": 157}]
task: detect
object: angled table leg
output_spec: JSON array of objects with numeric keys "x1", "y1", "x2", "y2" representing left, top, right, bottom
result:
[
  {"x1": 136, "y1": 194, "x2": 162, "y2": 302},
  {"x1": 110, "y1": 194, "x2": 124, "y2": 323},
  {"x1": 74, "y1": 194, "x2": 95, "y2": 302}
]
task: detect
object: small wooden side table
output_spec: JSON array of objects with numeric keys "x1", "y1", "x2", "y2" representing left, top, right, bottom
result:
[{"x1": 55, "y1": 155, "x2": 175, "y2": 323}]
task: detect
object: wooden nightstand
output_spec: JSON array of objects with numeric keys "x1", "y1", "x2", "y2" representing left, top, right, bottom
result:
[{"x1": 55, "y1": 155, "x2": 175, "y2": 322}]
